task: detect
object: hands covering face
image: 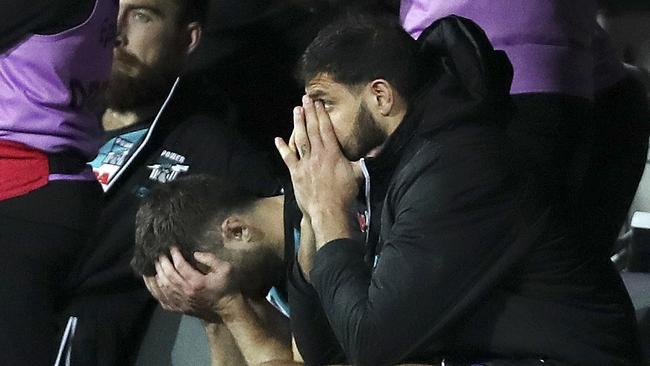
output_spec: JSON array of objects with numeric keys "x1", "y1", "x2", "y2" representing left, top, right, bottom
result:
[
  {"x1": 275, "y1": 96, "x2": 363, "y2": 249},
  {"x1": 143, "y1": 247, "x2": 237, "y2": 323},
  {"x1": 146, "y1": 97, "x2": 365, "y2": 316}
]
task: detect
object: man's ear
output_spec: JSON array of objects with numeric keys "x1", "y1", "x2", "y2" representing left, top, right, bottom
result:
[
  {"x1": 366, "y1": 79, "x2": 395, "y2": 116},
  {"x1": 220, "y1": 216, "x2": 253, "y2": 243},
  {"x1": 185, "y1": 22, "x2": 202, "y2": 55}
]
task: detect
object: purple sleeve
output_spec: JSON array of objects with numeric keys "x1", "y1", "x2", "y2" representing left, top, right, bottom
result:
[{"x1": 400, "y1": 0, "x2": 602, "y2": 97}]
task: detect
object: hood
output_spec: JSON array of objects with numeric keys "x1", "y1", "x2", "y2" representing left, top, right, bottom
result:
[{"x1": 411, "y1": 15, "x2": 513, "y2": 135}]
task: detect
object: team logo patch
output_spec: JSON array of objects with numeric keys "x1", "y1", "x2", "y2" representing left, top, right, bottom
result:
[
  {"x1": 91, "y1": 128, "x2": 149, "y2": 191},
  {"x1": 147, "y1": 150, "x2": 190, "y2": 183}
]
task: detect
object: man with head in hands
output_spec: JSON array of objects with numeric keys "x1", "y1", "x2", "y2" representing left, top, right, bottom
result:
[{"x1": 146, "y1": 14, "x2": 641, "y2": 366}]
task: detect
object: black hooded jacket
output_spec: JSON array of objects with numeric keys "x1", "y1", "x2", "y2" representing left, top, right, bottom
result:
[{"x1": 289, "y1": 16, "x2": 640, "y2": 366}]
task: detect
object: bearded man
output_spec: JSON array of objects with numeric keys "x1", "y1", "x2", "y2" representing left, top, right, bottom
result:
[{"x1": 58, "y1": 0, "x2": 280, "y2": 364}]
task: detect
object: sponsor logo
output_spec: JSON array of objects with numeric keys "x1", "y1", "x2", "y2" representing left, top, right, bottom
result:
[{"x1": 147, "y1": 150, "x2": 189, "y2": 183}]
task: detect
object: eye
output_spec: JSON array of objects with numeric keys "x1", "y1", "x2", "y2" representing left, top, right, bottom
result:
[
  {"x1": 319, "y1": 99, "x2": 334, "y2": 110},
  {"x1": 132, "y1": 10, "x2": 152, "y2": 23}
]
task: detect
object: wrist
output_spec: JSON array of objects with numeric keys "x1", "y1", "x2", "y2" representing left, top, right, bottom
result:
[
  {"x1": 310, "y1": 208, "x2": 355, "y2": 249},
  {"x1": 215, "y1": 292, "x2": 247, "y2": 323}
]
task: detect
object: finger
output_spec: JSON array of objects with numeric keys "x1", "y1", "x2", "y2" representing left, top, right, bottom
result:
[
  {"x1": 143, "y1": 276, "x2": 164, "y2": 301},
  {"x1": 314, "y1": 100, "x2": 339, "y2": 147},
  {"x1": 158, "y1": 255, "x2": 187, "y2": 286},
  {"x1": 302, "y1": 95, "x2": 322, "y2": 151},
  {"x1": 292, "y1": 105, "x2": 310, "y2": 158},
  {"x1": 170, "y1": 247, "x2": 202, "y2": 280},
  {"x1": 155, "y1": 260, "x2": 182, "y2": 305},
  {"x1": 288, "y1": 130, "x2": 297, "y2": 154},
  {"x1": 146, "y1": 276, "x2": 180, "y2": 311},
  {"x1": 154, "y1": 261, "x2": 171, "y2": 290},
  {"x1": 153, "y1": 271, "x2": 185, "y2": 312},
  {"x1": 193, "y1": 252, "x2": 226, "y2": 270},
  {"x1": 152, "y1": 268, "x2": 175, "y2": 308},
  {"x1": 275, "y1": 137, "x2": 298, "y2": 168}
]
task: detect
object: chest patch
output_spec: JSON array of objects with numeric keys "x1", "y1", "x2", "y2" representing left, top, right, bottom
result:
[
  {"x1": 91, "y1": 128, "x2": 148, "y2": 191},
  {"x1": 147, "y1": 150, "x2": 190, "y2": 183}
]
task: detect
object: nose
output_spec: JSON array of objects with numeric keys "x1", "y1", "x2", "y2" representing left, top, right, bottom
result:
[
  {"x1": 114, "y1": 9, "x2": 127, "y2": 47},
  {"x1": 114, "y1": 32, "x2": 126, "y2": 48}
]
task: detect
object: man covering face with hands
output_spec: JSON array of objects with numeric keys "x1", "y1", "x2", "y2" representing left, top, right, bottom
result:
[
  {"x1": 135, "y1": 14, "x2": 641, "y2": 366},
  {"x1": 276, "y1": 15, "x2": 641, "y2": 366},
  {"x1": 276, "y1": 97, "x2": 365, "y2": 251}
]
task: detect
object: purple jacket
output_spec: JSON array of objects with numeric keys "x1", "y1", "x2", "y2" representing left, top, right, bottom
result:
[
  {"x1": 0, "y1": 0, "x2": 116, "y2": 165},
  {"x1": 400, "y1": 0, "x2": 624, "y2": 97}
]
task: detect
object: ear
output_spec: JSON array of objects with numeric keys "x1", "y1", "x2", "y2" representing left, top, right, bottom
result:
[
  {"x1": 366, "y1": 79, "x2": 395, "y2": 116},
  {"x1": 220, "y1": 216, "x2": 253, "y2": 243},
  {"x1": 184, "y1": 22, "x2": 202, "y2": 55}
]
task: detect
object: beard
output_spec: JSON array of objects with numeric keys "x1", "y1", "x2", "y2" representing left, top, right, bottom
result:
[
  {"x1": 343, "y1": 102, "x2": 387, "y2": 161},
  {"x1": 106, "y1": 49, "x2": 180, "y2": 112},
  {"x1": 216, "y1": 245, "x2": 284, "y2": 299}
]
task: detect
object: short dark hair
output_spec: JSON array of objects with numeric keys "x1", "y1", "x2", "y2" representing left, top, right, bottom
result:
[
  {"x1": 298, "y1": 14, "x2": 422, "y2": 99},
  {"x1": 177, "y1": 0, "x2": 209, "y2": 24},
  {"x1": 131, "y1": 174, "x2": 258, "y2": 276}
]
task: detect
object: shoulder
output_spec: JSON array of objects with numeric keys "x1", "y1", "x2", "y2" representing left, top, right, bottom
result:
[
  {"x1": 389, "y1": 124, "x2": 519, "y2": 210},
  {"x1": 159, "y1": 113, "x2": 256, "y2": 160},
  {"x1": 167, "y1": 114, "x2": 241, "y2": 144}
]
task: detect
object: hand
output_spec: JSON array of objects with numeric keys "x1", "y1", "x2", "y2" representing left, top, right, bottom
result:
[
  {"x1": 143, "y1": 247, "x2": 239, "y2": 323},
  {"x1": 276, "y1": 96, "x2": 362, "y2": 247}
]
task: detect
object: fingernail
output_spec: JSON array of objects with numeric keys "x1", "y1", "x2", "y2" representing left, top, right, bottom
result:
[
  {"x1": 302, "y1": 95, "x2": 311, "y2": 104},
  {"x1": 294, "y1": 106, "x2": 301, "y2": 115},
  {"x1": 315, "y1": 101, "x2": 323, "y2": 110}
]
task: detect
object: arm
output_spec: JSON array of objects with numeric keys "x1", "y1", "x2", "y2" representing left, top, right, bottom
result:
[
  {"x1": 276, "y1": 96, "x2": 533, "y2": 365},
  {"x1": 309, "y1": 149, "x2": 537, "y2": 365},
  {"x1": 144, "y1": 260, "x2": 247, "y2": 366},
  {"x1": 204, "y1": 321, "x2": 248, "y2": 366},
  {"x1": 0, "y1": 0, "x2": 91, "y2": 52},
  {"x1": 287, "y1": 258, "x2": 347, "y2": 365},
  {"x1": 150, "y1": 248, "x2": 293, "y2": 366},
  {"x1": 218, "y1": 294, "x2": 294, "y2": 365}
]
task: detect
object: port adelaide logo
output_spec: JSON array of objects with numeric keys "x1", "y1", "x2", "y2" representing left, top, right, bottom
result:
[{"x1": 147, "y1": 150, "x2": 190, "y2": 183}]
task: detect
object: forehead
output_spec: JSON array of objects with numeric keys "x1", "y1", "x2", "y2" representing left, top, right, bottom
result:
[
  {"x1": 119, "y1": 0, "x2": 179, "y2": 15},
  {"x1": 305, "y1": 74, "x2": 357, "y2": 100}
]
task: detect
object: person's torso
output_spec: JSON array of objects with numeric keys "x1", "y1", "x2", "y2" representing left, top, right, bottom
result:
[
  {"x1": 0, "y1": 0, "x2": 117, "y2": 159},
  {"x1": 74, "y1": 115, "x2": 280, "y2": 289},
  {"x1": 369, "y1": 121, "x2": 640, "y2": 364},
  {"x1": 400, "y1": 0, "x2": 619, "y2": 97}
]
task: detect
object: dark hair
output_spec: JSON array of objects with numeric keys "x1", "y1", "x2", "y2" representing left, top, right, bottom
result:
[
  {"x1": 298, "y1": 14, "x2": 422, "y2": 99},
  {"x1": 131, "y1": 174, "x2": 258, "y2": 276},
  {"x1": 178, "y1": 0, "x2": 209, "y2": 24}
]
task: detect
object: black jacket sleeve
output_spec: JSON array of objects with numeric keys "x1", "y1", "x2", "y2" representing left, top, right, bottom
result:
[
  {"x1": 310, "y1": 136, "x2": 540, "y2": 366},
  {"x1": 0, "y1": 0, "x2": 91, "y2": 52},
  {"x1": 287, "y1": 259, "x2": 346, "y2": 366}
]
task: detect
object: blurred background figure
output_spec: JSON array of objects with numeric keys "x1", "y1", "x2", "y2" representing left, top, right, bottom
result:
[
  {"x1": 0, "y1": 1, "x2": 117, "y2": 364},
  {"x1": 400, "y1": 0, "x2": 650, "y2": 259}
]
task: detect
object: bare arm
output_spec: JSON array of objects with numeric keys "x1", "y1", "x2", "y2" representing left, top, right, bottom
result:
[
  {"x1": 203, "y1": 321, "x2": 248, "y2": 366},
  {"x1": 218, "y1": 294, "x2": 293, "y2": 366},
  {"x1": 149, "y1": 248, "x2": 293, "y2": 366}
]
